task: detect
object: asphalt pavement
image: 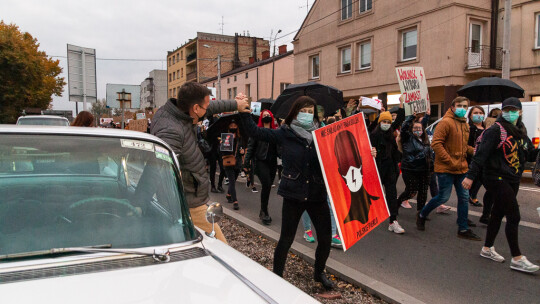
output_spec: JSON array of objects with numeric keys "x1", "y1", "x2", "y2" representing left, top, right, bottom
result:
[{"x1": 210, "y1": 174, "x2": 540, "y2": 304}]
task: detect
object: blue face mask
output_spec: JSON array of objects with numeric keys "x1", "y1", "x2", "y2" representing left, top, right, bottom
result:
[
  {"x1": 454, "y1": 108, "x2": 467, "y2": 118},
  {"x1": 471, "y1": 114, "x2": 484, "y2": 123},
  {"x1": 502, "y1": 111, "x2": 520, "y2": 124},
  {"x1": 297, "y1": 112, "x2": 314, "y2": 128}
]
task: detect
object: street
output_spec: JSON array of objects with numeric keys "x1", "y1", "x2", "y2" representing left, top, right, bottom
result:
[{"x1": 210, "y1": 174, "x2": 540, "y2": 304}]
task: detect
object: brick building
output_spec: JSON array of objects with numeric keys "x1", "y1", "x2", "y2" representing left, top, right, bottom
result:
[{"x1": 167, "y1": 32, "x2": 270, "y2": 99}]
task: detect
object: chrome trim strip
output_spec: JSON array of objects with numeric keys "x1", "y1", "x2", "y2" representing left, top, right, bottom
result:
[{"x1": 206, "y1": 249, "x2": 279, "y2": 304}]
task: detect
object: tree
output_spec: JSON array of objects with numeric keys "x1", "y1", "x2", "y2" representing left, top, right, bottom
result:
[
  {"x1": 90, "y1": 98, "x2": 111, "y2": 118},
  {"x1": 0, "y1": 21, "x2": 65, "y2": 123}
]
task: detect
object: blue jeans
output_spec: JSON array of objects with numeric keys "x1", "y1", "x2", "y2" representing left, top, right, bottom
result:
[
  {"x1": 301, "y1": 197, "x2": 337, "y2": 236},
  {"x1": 420, "y1": 173, "x2": 469, "y2": 231}
]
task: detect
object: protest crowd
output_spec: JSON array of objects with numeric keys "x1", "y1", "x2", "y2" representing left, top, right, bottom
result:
[{"x1": 150, "y1": 81, "x2": 540, "y2": 290}]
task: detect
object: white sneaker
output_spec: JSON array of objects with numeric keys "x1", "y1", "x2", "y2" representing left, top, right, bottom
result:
[
  {"x1": 388, "y1": 221, "x2": 405, "y2": 234},
  {"x1": 480, "y1": 247, "x2": 505, "y2": 263},
  {"x1": 510, "y1": 256, "x2": 540, "y2": 273}
]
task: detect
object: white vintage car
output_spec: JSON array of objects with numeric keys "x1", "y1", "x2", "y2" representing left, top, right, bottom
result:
[{"x1": 0, "y1": 125, "x2": 318, "y2": 304}]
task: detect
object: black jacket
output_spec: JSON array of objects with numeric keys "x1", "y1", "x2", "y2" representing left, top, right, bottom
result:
[
  {"x1": 240, "y1": 113, "x2": 326, "y2": 202},
  {"x1": 244, "y1": 137, "x2": 278, "y2": 165},
  {"x1": 400, "y1": 115, "x2": 432, "y2": 172},
  {"x1": 467, "y1": 117, "x2": 538, "y2": 183},
  {"x1": 369, "y1": 108, "x2": 405, "y2": 169}
]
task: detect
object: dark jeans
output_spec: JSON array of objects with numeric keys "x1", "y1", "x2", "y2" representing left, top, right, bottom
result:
[
  {"x1": 256, "y1": 160, "x2": 277, "y2": 214},
  {"x1": 469, "y1": 175, "x2": 483, "y2": 200},
  {"x1": 225, "y1": 167, "x2": 240, "y2": 202},
  {"x1": 209, "y1": 152, "x2": 225, "y2": 188},
  {"x1": 398, "y1": 169, "x2": 430, "y2": 211},
  {"x1": 273, "y1": 198, "x2": 331, "y2": 277},
  {"x1": 379, "y1": 162, "x2": 399, "y2": 223},
  {"x1": 483, "y1": 180, "x2": 521, "y2": 257}
]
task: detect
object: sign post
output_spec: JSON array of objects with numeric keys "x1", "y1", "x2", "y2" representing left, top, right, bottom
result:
[{"x1": 67, "y1": 44, "x2": 97, "y2": 112}]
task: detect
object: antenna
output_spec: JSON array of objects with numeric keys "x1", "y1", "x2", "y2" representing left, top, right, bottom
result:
[
  {"x1": 219, "y1": 16, "x2": 224, "y2": 35},
  {"x1": 300, "y1": 0, "x2": 309, "y2": 14}
]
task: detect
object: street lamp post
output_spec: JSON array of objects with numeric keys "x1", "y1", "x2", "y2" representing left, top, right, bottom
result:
[
  {"x1": 203, "y1": 44, "x2": 222, "y2": 100},
  {"x1": 271, "y1": 29, "x2": 282, "y2": 100}
]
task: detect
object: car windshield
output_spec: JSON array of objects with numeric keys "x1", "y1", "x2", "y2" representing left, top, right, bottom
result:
[
  {"x1": 0, "y1": 135, "x2": 197, "y2": 257},
  {"x1": 17, "y1": 118, "x2": 69, "y2": 126}
]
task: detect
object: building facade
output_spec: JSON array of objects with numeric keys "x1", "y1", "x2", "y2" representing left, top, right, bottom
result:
[
  {"x1": 293, "y1": 0, "x2": 540, "y2": 118},
  {"x1": 167, "y1": 32, "x2": 270, "y2": 99},
  {"x1": 140, "y1": 70, "x2": 167, "y2": 109},
  {"x1": 201, "y1": 46, "x2": 294, "y2": 102}
]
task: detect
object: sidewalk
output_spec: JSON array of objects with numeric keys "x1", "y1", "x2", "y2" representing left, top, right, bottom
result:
[{"x1": 223, "y1": 208, "x2": 425, "y2": 304}]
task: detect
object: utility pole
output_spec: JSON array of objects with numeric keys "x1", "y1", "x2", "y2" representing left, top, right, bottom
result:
[
  {"x1": 502, "y1": 0, "x2": 512, "y2": 79},
  {"x1": 217, "y1": 54, "x2": 222, "y2": 100},
  {"x1": 271, "y1": 29, "x2": 282, "y2": 100}
]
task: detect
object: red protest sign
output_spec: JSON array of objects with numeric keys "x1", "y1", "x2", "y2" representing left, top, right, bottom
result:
[{"x1": 313, "y1": 113, "x2": 389, "y2": 251}]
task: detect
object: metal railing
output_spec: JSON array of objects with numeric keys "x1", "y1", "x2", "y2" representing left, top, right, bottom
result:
[
  {"x1": 465, "y1": 45, "x2": 502, "y2": 70},
  {"x1": 186, "y1": 52, "x2": 197, "y2": 63}
]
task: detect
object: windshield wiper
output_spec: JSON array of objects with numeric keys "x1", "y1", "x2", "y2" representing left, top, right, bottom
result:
[{"x1": 0, "y1": 244, "x2": 170, "y2": 263}]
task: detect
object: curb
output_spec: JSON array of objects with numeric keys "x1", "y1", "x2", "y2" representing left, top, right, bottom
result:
[{"x1": 223, "y1": 208, "x2": 426, "y2": 304}]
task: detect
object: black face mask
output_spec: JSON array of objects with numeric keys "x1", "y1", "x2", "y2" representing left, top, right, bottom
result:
[
  {"x1": 262, "y1": 116, "x2": 272, "y2": 124},
  {"x1": 229, "y1": 128, "x2": 237, "y2": 133}
]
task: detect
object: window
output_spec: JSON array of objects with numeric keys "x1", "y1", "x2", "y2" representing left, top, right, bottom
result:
[
  {"x1": 536, "y1": 13, "x2": 540, "y2": 48},
  {"x1": 245, "y1": 72, "x2": 249, "y2": 79},
  {"x1": 173, "y1": 88, "x2": 176, "y2": 97},
  {"x1": 340, "y1": 47, "x2": 352, "y2": 73},
  {"x1": 227, "y1": 88, "x2": 232, "y2": 99},
  {"x1": 232, "y1": 87, "x2": 237, "y2": 98},
  {"x1": 181, "y1": 50, "x2": 183, "y2": 60},
  {"x1": 532, "y1": 95, "x2": 540, "y2": 102},
  {"x1": 169, "y1": 89, "x2": 172, "y2": 97},
  {"x1": 172, "y1": 56, "x2": 175, "y2": 65},
  {"x1": 401, "y1": 28, "x2": 417, "y2": 61},
  {"x1": 234, "y1": 75, "x2": 237, "y2": 82},
  {"x1": 173, "y1": 72, "x2": 176, "y2": 80},
  {"x1": 177, "y1": 70, "x2": 180, "y2": 79},
  {"x1": 341, "y1": 0, "x2": 352, "y2": 20},
  {"x1": 169, "y1": 73, "x2": 172, "y2": 82},
  {"x1": 168, "y1": 58, "x2": 171, "y2": 66},
  {"x1": 359, "y1": 0, "x2": 372, "y2": 13},
  {"x1": 246, "y1": 84, "x2": 251, "y2": 97},
  {"x1": 358, "y1": 41, "x2": 371, "y2": 69},
  {"x1": 181, "y1": 68, "x2": 183, "y2": 78},
  {"x1": 176, "y1": 54, "x2": 179, "y2": 62},
  {"x1": 280, "y1": 83, "x2": 290, "y2": 93},
  {"x1": 227, "y1": 78, "x2": 230, "y2": 84},
  {"x1": 310, "y1": 55, "x2": 320, "y2": 79}
]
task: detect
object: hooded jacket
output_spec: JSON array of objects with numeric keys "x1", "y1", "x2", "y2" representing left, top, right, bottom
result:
[
  {"x1": 431, "y1": 108, "x2": 474, "y2": 174},
  {"x1": 151, "y1": 98, "x2": 237, "y2": 208},
  {"x1": 467, "y1": 117, "x2": 538, "y2": 183},
  {"x1": 400, "y1": 115, "x2": 432, "y2": 172}
]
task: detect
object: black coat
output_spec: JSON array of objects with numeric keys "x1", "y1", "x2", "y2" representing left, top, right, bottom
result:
[
  {"x1": 400, "y1": 115, "x2": 432, "y2": 172},
  {"x1": 369, "y1": 108, "x2": 404, "y2": 171},
  {"x1": 240, "y1": 113, "x2": 326, "y2": 202}
]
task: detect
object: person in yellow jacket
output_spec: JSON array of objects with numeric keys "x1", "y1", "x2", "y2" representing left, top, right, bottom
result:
[{"x1": 416, "y1": 96, "x2": 481, "y2": 241}]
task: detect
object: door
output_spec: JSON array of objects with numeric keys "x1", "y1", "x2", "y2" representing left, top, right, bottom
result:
[{"x1": 468, "y1": 23, "x2": 482, "y2": 68}]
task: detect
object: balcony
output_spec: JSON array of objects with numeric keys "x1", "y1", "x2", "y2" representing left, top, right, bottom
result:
[
  {"x1": 186, "y1": 52, "x2": 197, "y2": 63},
  {"x1": 186, "y1": 70, "x2": 197, "y2": 82},
  {"x1": 465, "y1": 45, "x2": 503, "y2": 75}
]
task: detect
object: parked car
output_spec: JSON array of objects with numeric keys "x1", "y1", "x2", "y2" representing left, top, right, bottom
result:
[
  {"x1": 0, "y1": 125, "x2": 318, "y2": 304},
  {"x1": 16, "y1": 115, "x2": 70, "y2": 126}
]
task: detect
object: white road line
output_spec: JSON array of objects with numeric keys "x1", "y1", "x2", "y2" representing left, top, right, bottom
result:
[{"x1": 519, "y1": 186, "x2": 540, "y2": 193}]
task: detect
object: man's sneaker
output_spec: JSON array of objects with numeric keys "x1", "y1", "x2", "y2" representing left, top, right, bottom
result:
[
  {"x1": 416, "y1": 212, "x2": 426, "y2": 231},
  {"x1": 436, "y1": 205, "x2": 452, "y2": 214},
  {"x1": 331, "y1": 235, "x2": 342, "y2": 248},
  {"x1": 401, "y1": 200, "x2": 412, "y2": 209},
  {"x1": 224, "y1": 178, "x2": 229, "y2": 185},
  {"x1": 233, "y1": 202, "x2": 239, "y2": 210},
  {"x1": 240, "y1": 171, "x2": 246, "y2": 178},
  {"x1": 457, "y1": 229, "x2": 482, "y2": 241},
  {"x1": 304, "y1": 230, "x2": 315, "y2": 243},
  {"x1": 251, "y1": 187, "x2": 258, "y2": 193},
  {"x1": 271, "y1": 184, "x2": 276, "y2": 188},
  {"x1": 510, "y1": 256, "x2": 540, "y2": 273},
  {"x1": 388, "y1": 221, "x2": 405, "y2": 234},
  {"x1": 480, "y1": 247, "x2": 505, "y2": 263},
  {"x1": 217, "y1": 186, "x2": 224, "y2": 193}
]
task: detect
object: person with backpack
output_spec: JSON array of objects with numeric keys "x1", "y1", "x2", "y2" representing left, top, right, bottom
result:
[
  {"x1": 396, "y1": 112, "x2": 433, "y2": 217},
  {"x1": 467, "y1": 106, "x2": 486, "y2": 207},
  {"x1": 463, "y1": 97, "x2": 539, "y2": 273}
]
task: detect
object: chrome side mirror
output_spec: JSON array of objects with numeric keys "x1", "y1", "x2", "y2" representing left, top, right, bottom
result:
[{"x1": 205, "y1": 202, "x2": 223, "y2": 238}]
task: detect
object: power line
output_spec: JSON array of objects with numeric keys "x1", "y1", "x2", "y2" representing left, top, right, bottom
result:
[{"x1": 50, "y1": 55, "x2": 165, "y2": 62}]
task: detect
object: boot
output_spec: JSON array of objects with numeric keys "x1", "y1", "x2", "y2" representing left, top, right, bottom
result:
[
  {"x1": 211, "y1": 185, "x2": 218, "y2": 193},
  {"x1": 217, "y1": 185, "x2": 224, "y2": 193},
  {"x1": 259, "y1": 210, "x2": 272, "y2": 225},
  {"x1": 314, "y1": 272, "x2": 335, "y2": 290}
]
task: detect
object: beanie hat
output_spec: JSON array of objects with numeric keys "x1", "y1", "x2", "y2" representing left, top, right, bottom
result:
[{"x1": 378, "y1": 111, "x2": 392, "y2": 123}]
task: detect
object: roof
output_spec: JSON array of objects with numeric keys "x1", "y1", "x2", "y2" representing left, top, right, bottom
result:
[
  {"x1": 18, "y1": 115, "x2": 69, "y2": 120},
  {"x1": 200, "y1": 50, "x2": 294, "y2": 84},
  {"x1": 293, "y1": 0, "x2": 318, "y2": 41}
]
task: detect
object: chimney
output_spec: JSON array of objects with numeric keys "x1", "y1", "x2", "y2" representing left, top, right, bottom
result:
[
  {"x1": 262, "y1": 50, "x2": 270, "y2": 60},
  {"x1": 278, "y1": 45, "x2": 287, "y2": 55},
  {"x1": 249, "y1": 57, "x2": 255, "y2": 64}
]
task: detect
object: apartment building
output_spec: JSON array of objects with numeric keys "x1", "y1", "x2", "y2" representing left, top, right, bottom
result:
[
  {"x1": 201, "y1": 46, "x2": 294, "y2": 101},
  {"x1": 293, "y1": 0, "x2": 540, "y2": 118},
  {"x1": 166, "y1": 32, "x2": 270, "y2": 99},
  {"x1": 140, "y1": 69, "x2": 167, "y2": 109}
]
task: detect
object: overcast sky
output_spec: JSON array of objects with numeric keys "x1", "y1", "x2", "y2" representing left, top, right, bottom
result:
[{"x1": 0, "y1": 0, "x2": 311, "y2": 114}]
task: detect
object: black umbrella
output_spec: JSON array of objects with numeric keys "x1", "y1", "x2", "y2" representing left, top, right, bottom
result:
[
  {"x1": 253, "y1": 98, "x2": 275, "y2": 115},
  {"x1": 388, "y1": 106, "x2": 400, "y2": 114},
  {"x1": 271, "y1": 82, "x2": 344, "y2": 118},
  {"x1": 357, "y1": 107, "x2": 377, "y2": 115},
  {"x1": 206, "y1": 113, "x2": 247, "y2": 141},
  {"x1": 457, "y1": 77, "x2": 524, "y2": 103}
]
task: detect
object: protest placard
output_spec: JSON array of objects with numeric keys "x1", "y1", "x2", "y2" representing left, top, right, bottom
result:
[
  {"x1": 129, "y1": 119, "x2": 148, "y2": 133},
  {"x1": 361, "y1": 97, "x2": 382, "y2": 110},
  {"x1": 136, "y1": 113, "x2": 146, "y2": 120},
  {"x1": 313, "y1": 113, "x2": 389, "y2": 251},
  {"x1": 220, "y1": 133, "x2": 234, "y2": 152},
  {"x1": 395, "y1": 67, "x2": 430, "y2": 115},
  {"x1": 250, "y1": 102, "x2": 261, "y2": 116}
]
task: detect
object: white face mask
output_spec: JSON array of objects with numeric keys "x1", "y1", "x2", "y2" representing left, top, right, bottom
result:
[{"x1": 342, "y1": 166, "x2": 363, "y2": 193}]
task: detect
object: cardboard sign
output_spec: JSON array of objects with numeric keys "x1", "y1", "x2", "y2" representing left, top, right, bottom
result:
[
  {"x1": 395, "y1": 67, "x2": 430, "y2": 115},
  {"x1": 100, "y1": 118, "x2": 113, "y2": 125},
  {"x1": 251, "y1": 102, "x2": 261, "y2": 116},
  {"x1": 129, "y1": 119, "x2": 148, "y2": 133},
  {"x1": 136, "y1": 113, "x2": 146, "y2": 120},
  {"x1": 313, "y1": 113, "x2": 389, "y2": 251},
  {"x1": 220, "y1": 133, "x2": 234, "y2": 152},
  {"x1": 361, "y1": 97, "x2": 382, "y2": 110}
]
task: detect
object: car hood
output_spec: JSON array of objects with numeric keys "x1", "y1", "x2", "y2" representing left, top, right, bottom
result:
[{"x1": 0, "y1": 236, "x2": 318, "y2": 303}]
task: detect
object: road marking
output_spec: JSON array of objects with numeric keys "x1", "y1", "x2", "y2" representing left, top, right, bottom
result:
[
  {"x1": 407, "y1": 200, "x2": 540, "y2": 230},
  {"x1": 519, "y1": 186, "x2": 540, "y2": 193}
]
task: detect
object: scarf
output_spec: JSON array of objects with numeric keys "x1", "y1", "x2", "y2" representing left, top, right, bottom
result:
[{"x1": 290, "y1": 119, "x2": 318, "y2": 144}]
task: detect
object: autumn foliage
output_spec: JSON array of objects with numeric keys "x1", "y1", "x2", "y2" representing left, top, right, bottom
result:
[{"x1": 0, "y1": 21, "x2": 66, "y2": 123}]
